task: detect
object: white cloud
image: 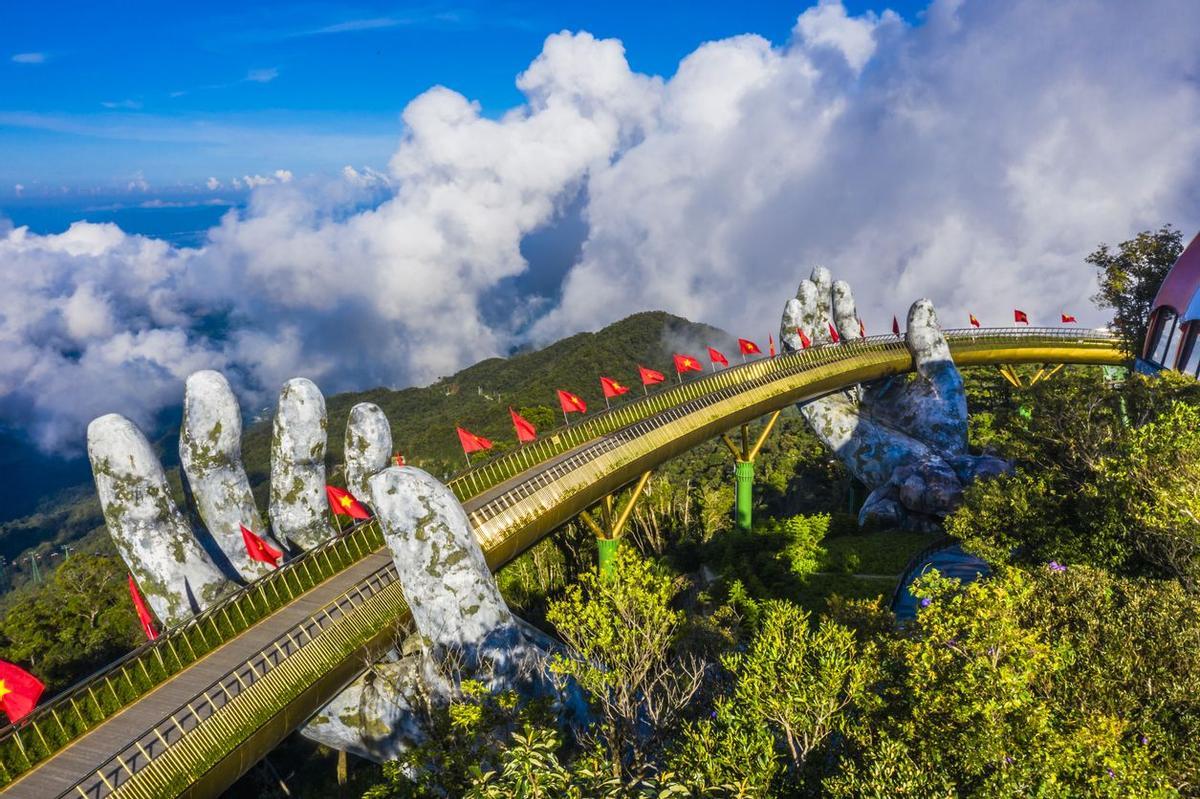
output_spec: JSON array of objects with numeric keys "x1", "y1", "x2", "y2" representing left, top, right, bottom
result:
[
  {"x1": 101, "y1": 99, "x2": 143, "y2": 110},
  {"x1": 12, "y1": 184, "x2": 23, "y2": 197},
  {"x1": 206, "y1": 176, "x2": 221, "y2": 190},
  {"x1": 238, "y1": 170, "x2": 292, "y2": 188},
  {"x1": 246, "y1": 67, "x2": 279, "y2": 83},
  {"x1": 126, "y1": 171, "x2": 150, "y2": 192},
  {"x1": 533, "y1": 0, "x2": 1200, "y2": 342},
  {"x1": 11, "y1": 52, "x2": 45, "y2": 64},
  {"x1": 4, "y1": 3, "x2": 1200, "y2": 457}
]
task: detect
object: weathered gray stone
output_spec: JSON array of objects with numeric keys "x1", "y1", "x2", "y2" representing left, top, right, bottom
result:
[
  {"x1": 369, "y1": 466, "x2": 538, "y2": 683},
  {"x1": 269, "y1": 378, "x2": 334, "y2": 551},
  {"x1": 179, "y1": 370, "x2": 282, "y2": 579},
  {"x1": 345, "y1": 403, "x2": 392, "y2": 503},
  {"x1": 87, "y1": 414, "x2": 237, "y2": 625},
  {"x1": 87, "y1": 371, "x2": 580, "y2": 764},
  {"x1": 301, "y1": 653, "x2": 429, "y2": 762},
  {"x1": 782, "y1": 269, "x2": 1010, "y2": 526}
]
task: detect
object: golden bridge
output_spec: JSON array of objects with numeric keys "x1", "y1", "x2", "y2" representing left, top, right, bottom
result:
[{"x1": 0, "y1": 327, "x2": 1125, "y2": 798}]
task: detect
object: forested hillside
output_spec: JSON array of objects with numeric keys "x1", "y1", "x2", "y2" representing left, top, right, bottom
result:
[{"x1": 0, "y1": 311, "x2": 737, "y2": 589}]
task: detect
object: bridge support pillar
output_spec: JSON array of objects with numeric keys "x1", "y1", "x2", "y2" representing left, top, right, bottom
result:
[
  {"x1": 722, "y1": 410, "x2": 782, "y2": 532},
  {"x1": 579, "y1": 470, "x2": 654, "y2": 578},
  {"x1": 735, "y1": 460, "x2": 755, "y2": 531}
]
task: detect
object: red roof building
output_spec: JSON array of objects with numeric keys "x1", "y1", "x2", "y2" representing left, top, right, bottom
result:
[{"x1": 1145, "y1": 231, "x2": 1200, "y2": 373}]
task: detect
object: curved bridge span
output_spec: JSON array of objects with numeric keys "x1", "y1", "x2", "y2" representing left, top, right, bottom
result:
[{"x1": 0, "y1": 328, "x2": 1125, "y2": 798}]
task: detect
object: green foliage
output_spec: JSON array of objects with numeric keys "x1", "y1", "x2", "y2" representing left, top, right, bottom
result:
[
  {"x1": 362, "y1": 680, "x2": 555, "y2": 799},
  {"x1": 0, "y1": 552, "x2": 140, "y2": 690},
  {"x1": 1098, "y1": 401, "x2": 1200, "y2": 588},
  {"x1": 832, "y1": 568, "x2": 1183, "y2": 798},
  {"x1": 701, "y1": 513, "x2": 830, "y2": 606},
  {"x1": 671, "y1": 601, "x2": 877, "y2": 795},
  {"x1": 952, "y1": 366, "x2": 1200, "y2": 583},
  {"x1": 1087, "y1": 225, "x2": 1184, "y2": 352},
  {"x1": 546, "y1": 547, "x2": 705, "y2": 785}
]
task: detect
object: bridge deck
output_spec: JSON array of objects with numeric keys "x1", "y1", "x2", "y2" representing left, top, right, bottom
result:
[{"x1": 4, "y1": 551, "x2": 393, "y2": 799}]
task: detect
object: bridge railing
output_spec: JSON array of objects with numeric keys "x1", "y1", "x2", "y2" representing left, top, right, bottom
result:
[
  {"x1": 447, "y1": 327, "x2": 1120, "y2": 503},
  {"x1": 0, "y1": 520, "x2": 385, "y2": 786}
]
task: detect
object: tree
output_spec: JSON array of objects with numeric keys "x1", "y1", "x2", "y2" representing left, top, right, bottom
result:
[
  {"x1": 0, "y1": 553, "x2": 140, "y2": 690},
  {"x1": 1099, "y1": 401, "x2": 1200, "y2": 589},
  {"x1": 668, "y1": 601, "x2": 876, "y2": 795},
  {"x1": 1088, "y1": 225, "x2": 1183, "y2": 352},
  {"x1": 830, "y1": 569, "x2": 1177, "y2": 798},
  {"x1": 546, "y1": 548, "x2": 705, "y2": 786}
]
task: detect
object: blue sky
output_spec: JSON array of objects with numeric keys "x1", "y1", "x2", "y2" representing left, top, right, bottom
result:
[{"x1": 2, "y1": 0, "x2": 923, "y2": 195}]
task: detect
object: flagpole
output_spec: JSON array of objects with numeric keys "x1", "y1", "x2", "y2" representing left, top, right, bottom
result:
[
  {"x1": 463, "y1": 450, "x2": 470, "y2": 469},
  {"x1": 604, "y1": 395, "x2": 610, "y2": 410},
  {"x1": 642, "y1": 382, "x2": 647, "y2": 396},
  {"x1": 562, "y1": 408, "x2": 569, "y2": 426},
  {"x1": 676, "y1": 371, "x2": 682, "y2": 385}
]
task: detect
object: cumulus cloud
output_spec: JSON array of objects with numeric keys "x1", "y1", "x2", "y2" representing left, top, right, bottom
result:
[
  {"x1": 534, "y1": 0, "x2": 1200, "y2": 342},
  {"x1": 206, "y1": 177, "x2": 221, "y2": 190},
  {"x1": 4, "y1": 1, "x2": 1200, "y2": 456}
]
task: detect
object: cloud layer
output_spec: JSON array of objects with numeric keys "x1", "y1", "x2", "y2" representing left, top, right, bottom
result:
[{"x1": 4, "y1": 0, "x2": 1199, "y2": 454}]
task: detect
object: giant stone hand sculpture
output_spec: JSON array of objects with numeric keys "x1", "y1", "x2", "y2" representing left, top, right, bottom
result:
[
  {"x1": 87, "y1": 370, "x2": 576, "y2": 763},
  {"x1": 780, "y1": 268, "x2": 1009, "y2": 530}
]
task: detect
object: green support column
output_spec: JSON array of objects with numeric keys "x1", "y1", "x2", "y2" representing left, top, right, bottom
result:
[
  {"x1": 722, "y1": 410, "x2": 781, "y2": 534},
  {"x1": 581, "y1": 470, "x2": 653, "y2": 579},
  {"x1": 596, "y1": 537, "x2": 620, "y2": 579},
  {"x1": 735, "y1": 460, "x2": 755, "y2": 531}
]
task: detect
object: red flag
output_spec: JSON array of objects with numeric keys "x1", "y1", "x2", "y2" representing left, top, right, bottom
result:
[
  {"x1": 738, "y1": 338, "x2": 761, "y2": 355},
  {"x1": 638, "y1": 365, "x2": 665, "y2": 386},
  {"x1": 392, "y1": 453, "x2": 405, "y2": 467},
  {"x1": 128, "y1": 574, "x2": 158, "y2": 641},
  {"x1": 241, "y1": 525, "x2": 283, "y2": 568},
  {"x1": 326, "y1": 485, "x2": 370, "y2": 520},
  {"x1": 828, "y1": 322, "x2": 841, "y2": 344},
  {"x1": 707, "y1": 347, "x2": 728, "y2": 367},
  {"x1": 673, "y1": 353, "x2": 702, "y2": 374},
  {"x1": 1014, "y1": 309, "x2": 1029, "y2": 325},
  {"x1": 859, "y1": 319, "x2": 866, "y2": 338},
  {"x1": 1061, "y1": 313, "x2": 1077, "y2": 324},
  {"x1": 0, "y1": 661, "x2": 45, "y2": 722},
  {"x1": 892, "y1": 315, "x2": 901, "y2": 336},
  {"x1": 456, "y1": 426, "x2": 493, "y2": 454},
  {"x1": 557, "y1": 389, "x2": 587, "y2": 415},
  {"x1": 769, "y1": 334, "x2": 776, "y2": 358},
  {"x1": 969, "y1": 313, "x2": 980, "y2": 328},
  {"x1": 510, "y1": 407, "x2": 537, "y2": 443},
  {"x1": 600, "y1": 377, "x2": 630, "y2": 399},
  {"x1": 797, "y1": 327, "x2": 812, "y2": 349}
]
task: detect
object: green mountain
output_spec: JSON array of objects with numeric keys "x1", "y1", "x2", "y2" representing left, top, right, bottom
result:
[{"x1": 0, "y1": 311, "x2": 735, "y2": 588}]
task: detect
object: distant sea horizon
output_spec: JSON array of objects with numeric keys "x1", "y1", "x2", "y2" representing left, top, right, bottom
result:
[{"x1": 2, "y1": 195, "x2": 241, "y2": 248}]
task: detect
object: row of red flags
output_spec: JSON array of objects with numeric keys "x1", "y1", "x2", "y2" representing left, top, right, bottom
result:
[{"x1": 460, "y1": 309, "x2": 1080, "y2": 456}]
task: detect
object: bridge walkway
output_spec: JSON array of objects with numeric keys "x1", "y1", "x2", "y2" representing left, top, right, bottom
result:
[{"x1": 4, "y1": 552, "x2": 394, "y2": 799}]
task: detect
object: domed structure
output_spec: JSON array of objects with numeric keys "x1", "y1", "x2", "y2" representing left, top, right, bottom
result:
[{"x1": 1144, "y1": 231, "x2": 1200, "y2": 373}]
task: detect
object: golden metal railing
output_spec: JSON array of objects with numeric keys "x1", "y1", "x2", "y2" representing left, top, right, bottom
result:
[{"x1": 0, "y1": 327, "x2": 1126, "y2": 797}]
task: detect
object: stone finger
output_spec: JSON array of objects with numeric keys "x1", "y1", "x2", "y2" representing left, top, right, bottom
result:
[
  {"x1": 780, "y1": 297, "x2": 805, "y2": 352},
  {"x1": 796, "y1": 279, "x2": 831, "y2": 345},
  {"x1": 904, "y1": 300, "x2": 968, "y2": 455},
  {"x1": 369, "y1": 466, "x2": 538, "y2": 690},
  {"x1": 832, "y1": 280, "x2": 862, "y2": 340},
  {"x1": 179, "y1": 370, "x2": 282, "y2": 580},
  {"x1": 270, "y1": 378, "x2": 334, "y2": 551},
  {"x1": 88, "y1": 414, "x2": 237, "y2": 626},
  {"x1": 344, "y1": 402, "x2": 392, "y2": 503}
]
